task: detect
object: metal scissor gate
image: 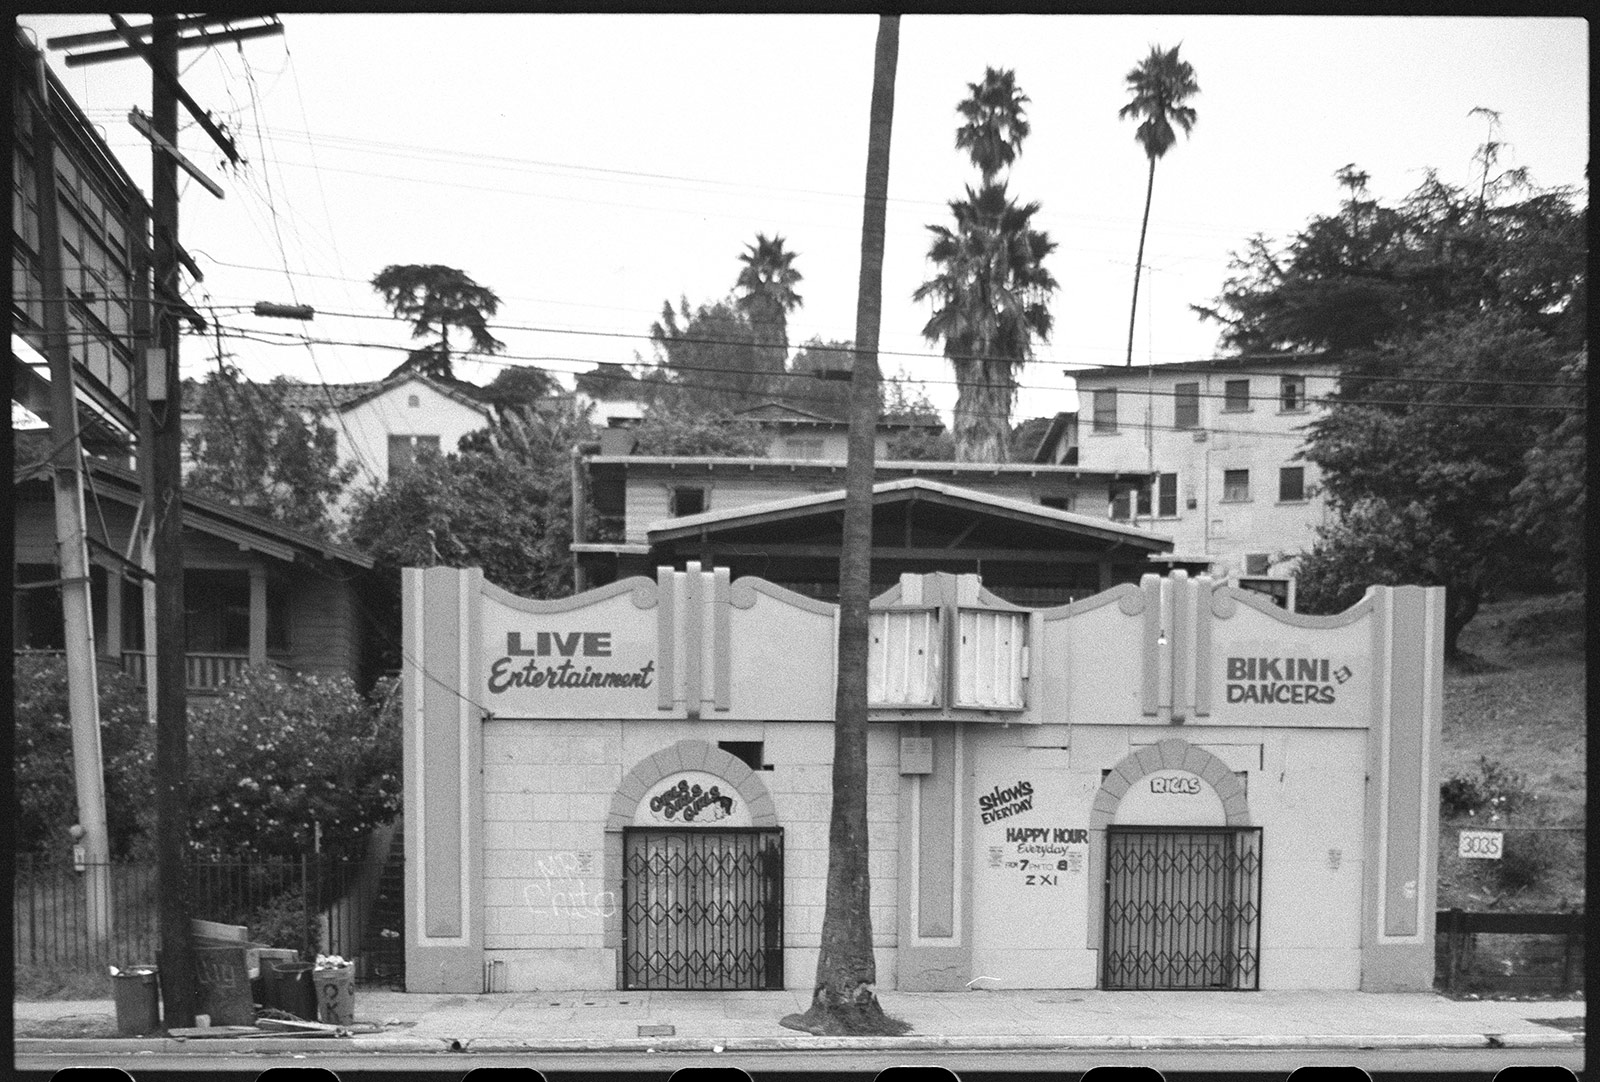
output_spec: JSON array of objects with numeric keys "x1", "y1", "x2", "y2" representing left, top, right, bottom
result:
[
  {"x1": 1103, "y1": 826, "x2": 1263, "y2": 990},
  {"x1": 622, "y1": 827, "x2": 783, "y2": 990}
]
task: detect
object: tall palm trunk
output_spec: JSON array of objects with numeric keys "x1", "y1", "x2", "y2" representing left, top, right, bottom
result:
[
  {"x1": 952, "y1": 355, "x2": 1013, "y2": 463},
  {"x1": 1125, "y1": 155, "x2": 1157, "y2": 366},
  {"x1": 783, "y1": 13, "x2": 906, "y2": 1036}
]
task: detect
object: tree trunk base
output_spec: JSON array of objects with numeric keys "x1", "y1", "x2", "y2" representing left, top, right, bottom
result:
[{"x1": 778, "y1": 982, "x2": 911, "y2": 1036}]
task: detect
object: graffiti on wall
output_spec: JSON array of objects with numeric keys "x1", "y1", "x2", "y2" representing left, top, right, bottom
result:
[{"x1": 522, "y1": 851, "x2": 617, "y2": 919}]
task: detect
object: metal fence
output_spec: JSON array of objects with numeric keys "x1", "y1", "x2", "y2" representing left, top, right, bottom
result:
[{"x1": 12, "y1": 855, "x2": 399, "y2": 978}]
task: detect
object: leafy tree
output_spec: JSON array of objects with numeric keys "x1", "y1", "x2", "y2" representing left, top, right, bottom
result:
[
  {"x1": 1295, "y1": 312, "x2": 1570, "y2": 658},
  {"x1": 13, "y1": 654, "x2": 150, "y2": 859},
  {"x1": 1193, "y1": 167, "x2": 1586, "y2": 356},
  {"x1": 648, "y1": 295, "x2": 770, "y2": 411},
  {"x1": 184, "y1": 367, "x2": 357, "y2": 541},
  {"x1": 787, "y1": 337, "x2": 857, "y2": 419},
  {"x1": 736, "y1": 233, "x2": 804, "y2": 379},
  {"x1": 628, "y1": 401, "x2": 771, "y2": 457},
  {"x1": 1508, "y1": 349, "x2": 1587, "y2": 588},
  {"x1": 882, "y1": 374, "x2": 954, "y2": 461},
  {"x1": 480, "y1": 364, "x2": 558, "y2": 413},
  {"x1": 574, "y1": 361, "x2": 642, "y2": 401},
  {"x1": 370, "y1": 264, "x2": 506, "y2": 380},
  {"x1": 346, "y1": 405, "x2": 591, "y2": 600},
  {"x1": 1118, "y1": 44, "x2": 1200, "y2": 367}
]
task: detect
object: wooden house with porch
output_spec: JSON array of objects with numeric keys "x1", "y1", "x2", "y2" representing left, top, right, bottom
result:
[{"x1": 13, "y1": 459, "x2": 382, "y2": 694}]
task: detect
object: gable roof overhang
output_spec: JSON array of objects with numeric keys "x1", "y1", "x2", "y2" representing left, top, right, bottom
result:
[
  {"x1": 646, "y1": 476, "x2": 1171, "y2": 552},
  {"x1": 16, "y1": 459, "x2": 376, "y2": 571},
  {"x1": 339, "y1": 371, "x2": 492, "y2": 417}
]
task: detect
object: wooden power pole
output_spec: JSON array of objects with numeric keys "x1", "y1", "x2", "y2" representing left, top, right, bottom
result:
[{"x1": 49, "y1": 12, "x2": 281, "y2": 1027}]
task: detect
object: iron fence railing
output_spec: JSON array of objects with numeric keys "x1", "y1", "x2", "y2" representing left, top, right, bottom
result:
[{"x1": 12, "y1": 854, "x2": 399, "y2": 978}]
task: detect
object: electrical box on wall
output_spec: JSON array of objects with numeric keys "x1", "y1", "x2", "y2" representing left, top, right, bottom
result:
[{"x1": 899, "y1": 737, "x2": 934, "y2": 775}]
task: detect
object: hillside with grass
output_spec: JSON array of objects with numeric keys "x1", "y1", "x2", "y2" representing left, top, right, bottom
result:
[{"x1": 1436, "y1": 591, "x2": 1585, "y2": 914}]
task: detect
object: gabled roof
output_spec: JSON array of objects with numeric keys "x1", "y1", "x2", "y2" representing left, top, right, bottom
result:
[
  {"x1": 338, "y1": 371, "x2": 492, "y2": 416},
  {"x1": 1032, "y1": 411, "x2": 1077, "y2": 463},
  {"x1": 17, "y1": 458, "x2": 375, "y2": 570},
  {"x1": 734, "y1": 401, "x2": 841, "y2": 425},
  {"x1": 646, "y1": 476, "x2": 1171, "y2": 549}
]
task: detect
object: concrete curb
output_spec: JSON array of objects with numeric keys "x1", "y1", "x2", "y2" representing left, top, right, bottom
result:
[{"x1": 14, "y1": 1031, "x2": 1582, "y2": 1056}]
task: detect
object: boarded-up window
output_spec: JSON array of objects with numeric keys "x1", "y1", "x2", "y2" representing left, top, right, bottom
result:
[
  {"x1": 868, "y1": 607, "x2": 940, "y2": 706},
  {"x1": 955, "y1": 608, "x2": 1027, "y2": 709}
]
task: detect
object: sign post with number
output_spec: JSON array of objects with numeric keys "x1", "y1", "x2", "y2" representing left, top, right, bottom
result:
[{"x1": 1457, "y1": 830, "x2": 1504, "y2": 859}]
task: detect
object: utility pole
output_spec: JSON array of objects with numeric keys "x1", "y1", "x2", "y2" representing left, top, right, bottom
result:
[
  {"x1": 22, "y1": 35, "x2": 113, "y2": 956},
  {"x1": 49, "y1": 12, "x2": 282, "y2": 1027}
]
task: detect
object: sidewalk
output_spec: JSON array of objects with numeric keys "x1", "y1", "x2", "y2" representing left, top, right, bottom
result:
[{"x1": 12, "y1": 988, "x2": 1586, "y2": 1055}]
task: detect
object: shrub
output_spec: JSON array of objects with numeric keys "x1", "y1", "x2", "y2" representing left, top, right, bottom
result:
[
  {"x1": 1439, "y1": 755, "x2": 1533, "y2": 821},
  {"x1": 243, "y1": 884, "x2": 321, "y2": 954},
  {"x1": 122, "y1": 668, "x2": 402, "y2": 860},
  {"x1": 13, "y1": 654, "x2": 152, "y2": 858}
]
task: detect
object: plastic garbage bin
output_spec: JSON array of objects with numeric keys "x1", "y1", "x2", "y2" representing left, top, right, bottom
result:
[
  {"x1": 111, "y1": 966, "x2": 161, "y2": 1036},
  {"x1": 265, "y1": 961, "x2": 319, "y2": 1020},
  {"x1": 194, "y1": 945, "x2": 255, "y2": 1026},
  {"x1": 312, "y1": 963, "x2": 355, "y2": 1025}
]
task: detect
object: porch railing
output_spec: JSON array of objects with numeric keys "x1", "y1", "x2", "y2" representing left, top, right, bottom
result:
[{"x1": 120, "y1": 651, "x2": 287, "y2": 694}]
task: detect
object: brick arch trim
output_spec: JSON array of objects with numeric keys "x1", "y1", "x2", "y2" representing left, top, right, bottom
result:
[
  {"x1": 1089, "y1": 737, "x2": 1250, "y2": 829},
  {"x1": 605, "y1": 740, "x2": 779, "y2": 831}
]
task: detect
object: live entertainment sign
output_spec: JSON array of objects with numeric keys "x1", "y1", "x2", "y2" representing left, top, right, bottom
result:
[{"x1": 479, "y1": 591, "x2": 662, "y2": 719}]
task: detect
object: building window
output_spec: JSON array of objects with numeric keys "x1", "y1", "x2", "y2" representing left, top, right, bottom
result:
[
  {"x1": 1110, "y1": 485, "x2": 1134, "y2": 521},
  {"x1": 671, "y1": 486, "x2": 707, "y2": 517},
  {"x1": 1040, "y1": 495, "x2": 1072, "y2": 512},
  {"x1": 1279, "y1": 466, "x2": 1307, "y2": 502},
  {"x1": 1222, "y1": 469, "x2": 1250, "y2": 502},
  {"x1": 1280, "y1": 375, "x2": 1305, "y2": 412},
  {"x1": 1174, "y1": 382, "x2": 1200, "y2": 429},
  {"x1": 1093, "y1": 388, "x2": 1118, "y2": 433},
  {"x1": 1244, "y1": 553, "x2": 1271, "y2": 575},
  {"x1": 407, "y1": 394, "x2": 420, "y2": 408},
  {"x1": 388, "y1": 434, "x2": 440, "y2": 479},
  {"x1": 1157, "y1": 473, "x2": 1178, "y2": 517},
  {"x1": 783, "y1": 437, "x2": 825, "y2": 459},
  {"x1": 1223, "y1": 379, "x2": 1251, "y2": 412}
]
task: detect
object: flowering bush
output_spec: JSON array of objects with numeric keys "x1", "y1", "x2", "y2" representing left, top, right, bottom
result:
[
  {"x1": 12, "y1": 654, "x2": 152, "y2": 858},
  {"x1": 121, "y1": 668, "x2": 401, "y2": 859},
  {"x1": 1440, "y1": 755, "x2": 1533, "y2": 823}
]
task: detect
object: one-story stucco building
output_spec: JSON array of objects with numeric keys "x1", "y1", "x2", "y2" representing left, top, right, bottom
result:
[{"x1": 402, "y1": 565, "x2": 1442, "y2": 994}]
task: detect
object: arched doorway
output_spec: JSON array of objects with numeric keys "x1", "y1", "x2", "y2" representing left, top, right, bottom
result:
[{"x1": 607, "y1": 741, "x2": 783, "y2": 990}]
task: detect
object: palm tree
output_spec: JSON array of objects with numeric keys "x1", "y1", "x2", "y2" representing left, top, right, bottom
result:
[
  {"x1": 780, "y1": 14, "x2": 906, "y2": 1038},
  {"x1": 916, "y1": 183, "x2": 1058, "y2": 462},
  {"x1": 917, "y1": 69, "x2": 1055, "y2": 463},
  {"x1": 1119, "y1": 44, "x2": 1200, "y2": 366},
  {"x1": 735, "y1": 234, "x2": 804, "y2": 388},
  {"x1": 955, "y1": 67, "x2": 1031, "y2": 183},
  {"x1": 370, "y1": 264, "x2": 506, "y2": 381}
]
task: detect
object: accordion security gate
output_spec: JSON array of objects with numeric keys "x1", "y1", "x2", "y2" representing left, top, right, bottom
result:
[
  {"x1": 1103, "y1": 827, "x2": 1263, "y2": 990},
  {"x1": 622, "y1": 828, "x2": 784, "y2": 990}
]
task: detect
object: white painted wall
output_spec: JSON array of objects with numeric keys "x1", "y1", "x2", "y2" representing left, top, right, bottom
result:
[
  {"x1": 1073, "y1": 365, "x2": 1341, "y2": 577},
  {"x1": 332, "y1": 377, "x2": 490, "y2": 519}
]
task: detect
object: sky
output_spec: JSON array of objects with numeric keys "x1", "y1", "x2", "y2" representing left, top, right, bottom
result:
[{"x1": 18, "y1": 13, "x2": 1590, "y2": 423}]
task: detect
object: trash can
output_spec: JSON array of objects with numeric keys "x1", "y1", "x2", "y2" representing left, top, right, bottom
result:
[
  {"x1": 194, "y1": 945, "x2": 255, "y2": 1026},
  {"x1": 264, "y1": 961, "x2": 318, "y2": 1020},
  {"x1": 312, "y1": 963, "x2": 355, "y2": 1025},
  {"x1": 111, "y1": 966, "x2": 161, "y2": 1036}
]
